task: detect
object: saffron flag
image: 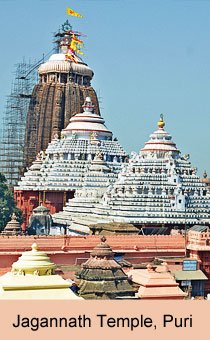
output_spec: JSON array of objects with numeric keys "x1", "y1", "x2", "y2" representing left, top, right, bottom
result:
[
  {"x1": 66, "y1": 7, "x2": 83, "y2": 18},
  {"x1": 70, "y1": 34, "x2": 85, "y2": 55},
  {"x1": 65, "y1": 49, "x2": 79, "y2": 63}
]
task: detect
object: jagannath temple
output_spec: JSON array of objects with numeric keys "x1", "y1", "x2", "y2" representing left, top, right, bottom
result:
[
  {"x1": 1, "y1": 7, "x2": 210, "y2": 303},
  {"x1": 14, "y1": 96, "x2": 128, "y2": 229},
  {"x1": 53, "y1": 115, "x2": 210, "y2": 234},
  {"x1": 24, "y1": 20, "x2": 100, "y2": 169}
]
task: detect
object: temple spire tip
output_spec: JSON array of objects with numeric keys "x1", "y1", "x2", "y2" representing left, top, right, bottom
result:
[{"x1": 158, "y1": 114, "x2": 165, "y2": 129}]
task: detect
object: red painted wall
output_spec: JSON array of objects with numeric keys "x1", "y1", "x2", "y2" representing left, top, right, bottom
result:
[
  {"x1": 0, "y1": 234, "x2": 185, "y2": 267},
  {"x1": 14, "y1": 190, "x2": 74, "y2": 229}
]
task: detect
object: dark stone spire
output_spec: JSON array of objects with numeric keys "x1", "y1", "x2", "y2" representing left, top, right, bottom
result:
[{"x1": 24, "y1": 22, "x2": 100, "y2": 168}]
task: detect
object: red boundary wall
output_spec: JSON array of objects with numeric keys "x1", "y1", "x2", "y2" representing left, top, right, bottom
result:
[{"x1": 0, "y1": 234, "x2": 185, "y2": 267}]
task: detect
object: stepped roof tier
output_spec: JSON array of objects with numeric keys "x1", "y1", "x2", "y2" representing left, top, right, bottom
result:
[
  {"x1": 127, "y1": 263, "x2": 187, "y2": 299},
  {"x1": 141, "y1": 114, "x2": 179, "y2": 155},
  {"x1": 15, "y1": 97, "x2": 127, "y2": 193},
  {"x1": 76, "y1": 236, "x2": 135, "y2": 299},
  {"x1": 57, "y1": 116, "x2": 210, "y2": 233},
  {"x1": 1, "y1": 214, "x2": 22, "y2": 236},
  {"x1": 62, "y1": 97, "x2": 112, "y2": 138},
  {"x1": 53, "y1": 151, "x2": 118, "y2": 234}
]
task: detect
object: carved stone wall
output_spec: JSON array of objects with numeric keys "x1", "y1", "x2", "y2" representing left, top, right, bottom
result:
[{"x1": 24, "y1": 82, "x2": 100, "y2": 167}]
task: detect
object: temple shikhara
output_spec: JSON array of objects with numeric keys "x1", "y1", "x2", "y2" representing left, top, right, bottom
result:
[
  {"x1": 24, "y1": 20, "x2": 100, "y2": 169},
  {"x1": 1, "y1": 11, "x2": 210, "y2": 300}
]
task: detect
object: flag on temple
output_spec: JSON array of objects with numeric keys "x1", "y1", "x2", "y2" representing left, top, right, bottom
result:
[
  {"x1": 65, "y1": 49, "x2": 79, "y2": 63},
  {"x1": 66, "y1": 7, "x2": 83, "y2": 18},
  {"x1": 72, "y1": 34, "x2": 83, "y2": 44},
  {"x1": 70, "y1": 34, "x2": 84, "y2": 55}
]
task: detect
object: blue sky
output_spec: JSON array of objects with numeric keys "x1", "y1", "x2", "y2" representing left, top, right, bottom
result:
[{"x1": 0, "y1": 0, "x2": 210, "y2": 175}]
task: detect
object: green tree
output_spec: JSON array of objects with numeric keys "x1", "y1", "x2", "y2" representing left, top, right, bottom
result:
[{"x1": 0, "y1": 173, "x2": 23, "y2": 231}]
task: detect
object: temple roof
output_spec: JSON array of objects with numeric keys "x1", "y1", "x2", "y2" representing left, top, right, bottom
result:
[
  {"x1": 38, "y1": 53, "x2": 93, "y2": 78},
  {"x1": 63, "y1": 97, "x2": 112, "y2": 139},
  {"x1": 2, "y1": 214, "x2": 22, "y2": 236},
  {"x1": 127, "y1": 265, "x2": 187, "y2": 299},
  {"x1": 90, "y1": 236, "x2": 114, "y2": 259},
  {"x1": 38, "y1": 21, "x2": 93, "y2": 78},
  {"x1": 58, "y1": 116, "x2": 210, "y2": 232},
  {"x1": 33, "y1": 204, "x2": 50, "y2": 214},
  {"x1": 76, "y1": 237, "x2": 135, "y2": 299},
  {"x1": 141, "y1": 115, "x2": 179, "y2": 156},
  {"x1": 0, "y1": 243, "x2": 83, "y2": 300},
  {"x1": 11, "y1": 243, "x2": 56, "y2": 276},
  {"x1": 15, "y1": 97, "x2": 127, "y2": 192}
]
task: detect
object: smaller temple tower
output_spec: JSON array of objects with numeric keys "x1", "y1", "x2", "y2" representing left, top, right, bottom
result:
[
  {"x1": 76, "y1": 236, "x2": 135, "y2": 299},
  {"x1": 1, "y1": 214, "x2": 22, "y2": 236},
  {"x1": 15, "y1": 97, "x2": 127, "y2": 230}
]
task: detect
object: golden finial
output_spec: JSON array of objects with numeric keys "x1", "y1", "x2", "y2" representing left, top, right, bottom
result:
[{"x1": 157, "y1": 114, "x2": 165, "y2": 129}]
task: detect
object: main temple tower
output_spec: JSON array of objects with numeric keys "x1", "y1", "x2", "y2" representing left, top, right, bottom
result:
[{"x1": 24, "y1": 20, "x2": 100, "y2": 168}]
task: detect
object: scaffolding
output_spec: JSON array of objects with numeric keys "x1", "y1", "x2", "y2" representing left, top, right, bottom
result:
[
  {"x1": 0, "y1": 22, "x2": 81, "y2": 187},
  {"x1": 0, "y1": 60, "x2": 37, "y2": 187}
]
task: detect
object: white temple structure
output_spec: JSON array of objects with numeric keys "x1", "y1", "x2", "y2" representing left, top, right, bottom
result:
[
  {"x1": 16, "y1": 97, "x2": 127, "y2": 198},
  {"x1": 53, "y1": 115, "x2": 210, "y2": 234},
  {"x1": 53, "y1": 151, "x2": 118, "y2": 234}
]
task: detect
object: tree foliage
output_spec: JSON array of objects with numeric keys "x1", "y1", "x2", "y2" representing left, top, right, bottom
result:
[{"x1": 0, "y1": 173, "x2": 23, "y2": 231}]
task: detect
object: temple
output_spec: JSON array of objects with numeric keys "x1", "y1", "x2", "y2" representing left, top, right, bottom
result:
[
  {"x1": 24, "y1": 20, "x2": 100, "y2": 168},
  {"x1": 2, "y1": 10, "x2": 210, "y2": 303},
  {"x1": 54, "y1": 115, "x2": 210, "y2": 234},
  {"x1": 76, "y1": 236, "x2": 135, "y2": 299},
  {"x1": 14, "y1": 97, "x2": 128, "y2": 229}
]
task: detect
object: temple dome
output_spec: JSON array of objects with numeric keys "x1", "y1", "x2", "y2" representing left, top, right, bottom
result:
[
  {"x1": 90, "y1": 236, "x2": 114, "y2": 258},
  {"x1": 62, "y1": 97, "x2": 112, "y2": 140},
  {"x1": 33, "y1": 204, "x2": 49, "y2": 214},
  {"x1": 141, "y1": 115, "x2": 179, "y2": 157},
  {"x1": 38, "y1": 53, "x2": 93, "y2": 78},
  {"x1": 11, "y1": 243, "x2": 56, "y2": 276}
]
